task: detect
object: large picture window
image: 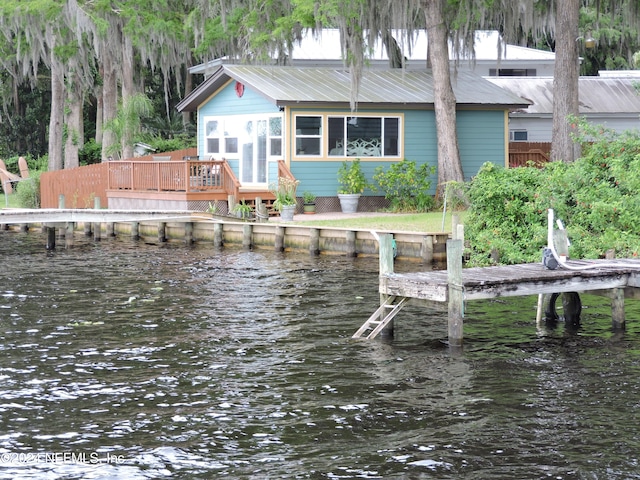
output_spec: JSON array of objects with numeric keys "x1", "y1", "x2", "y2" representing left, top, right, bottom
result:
[{"x1": 328, "y1": 116, "x2": 400, "y2": 157}]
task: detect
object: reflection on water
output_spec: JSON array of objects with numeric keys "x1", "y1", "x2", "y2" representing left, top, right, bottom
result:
[{"x1": 1, "y1": 231, "x2": 640, "y2": 479}]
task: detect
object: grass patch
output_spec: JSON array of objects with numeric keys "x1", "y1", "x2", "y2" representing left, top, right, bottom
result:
[{"x1": 297, "y1": 210, "x2": 467, "y2": 232}]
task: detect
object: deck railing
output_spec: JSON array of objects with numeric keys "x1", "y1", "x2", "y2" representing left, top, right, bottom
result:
[
  {"x1": 107, "y1": 159, "x2": 240, "y2": 197},
  {"x1": 508, "y1": 142, "x2": 551, "y2": 168}
]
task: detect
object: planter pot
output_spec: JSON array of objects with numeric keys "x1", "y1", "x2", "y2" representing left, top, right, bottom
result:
[
  {"x1": 338, "y1": 193, "x2": 361, "y2": 214},
  {"x1": 303, "y1": 203, "x2": 316, "y2": 214},
  {"x1": 279, "y1": 204, "x2": 296, "y2": 221}
]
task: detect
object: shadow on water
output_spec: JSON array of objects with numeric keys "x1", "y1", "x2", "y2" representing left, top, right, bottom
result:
[{"x1": 1, "y1": 231, "x2": 640, "y2": 478}]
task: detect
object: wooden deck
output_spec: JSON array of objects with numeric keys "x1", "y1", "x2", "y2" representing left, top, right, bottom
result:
[
  {"x1": 355, "y1": 235, "x2": 640, "y2": 345},
  {"x1": 381, "y1": 259, "x2": 640, "y2": 302}
]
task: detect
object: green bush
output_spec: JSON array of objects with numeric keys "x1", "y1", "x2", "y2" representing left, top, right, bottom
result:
[
  {"x1": 79, "y1": 139, "x2": 102, "y2": 165},
  {"x1": 372, "y1": 160, "x2": 436, "y2": 212},
  {"x1": 14, "y1": 171, "x2": 40, "y2": 208},
  {"x1": 465, "y1": 120, "x2": 640, "y2": 265}
]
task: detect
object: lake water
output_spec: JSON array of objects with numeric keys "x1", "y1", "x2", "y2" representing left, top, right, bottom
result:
[{"x1": 1, "y1": 230, "x2": 640, "y2": 479}]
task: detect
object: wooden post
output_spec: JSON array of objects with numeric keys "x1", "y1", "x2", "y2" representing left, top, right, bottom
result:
[
  {"x1": 242, "y1": 224, "x2": 252, "y2": 250},
  {"x1": 611, "y1": 287, "x2": 625, "y2": 330},
  {"x1": 184, "y1": 222, "x2": 194, "y2": 244},
  {"x1": 93, "y1": 197, "x2": 101, "y2": 241},
  {"x1": 65, "y1": 222, "x2": 74, "y2": 248},
  {"x1": 213, "y1": 222, "x2": 223, "y2": 248},
  {"x1": 309, "y1": 228, "x2": 320, "y2": 256},
  {"x1": 346, "y1": 230, "x2": 357, "y2": 257},
  {"x1": 45, "y1": 226, "x2": 56, "y2": 250},
  {"x1": 421, "y1": 235, "x2": 433, "y2": 263},
  {"x1": 158, "y1": 222, "x2": 167, "y2": 243},
  {"x1": 131, "y1": 222, "x2": 139, "y2": 240},
  {"x1": 274, "y1": 226, "x2": 285, "y2": 252},
  {"x1": 228, "y1": 194, "x2": 236, "y2": 215},
  {"x1": 106, "y1": 222, "x2": 115, "y2": 237},
  {"x1": 447, "y1": 239, "x2": 464, "y2": 347},
  {"x1": 379, "y1": 233, "x2": 395, "y2": 338},
  {"x1": 452, "y1": 214, "x2": 460, "y2": 239},
  {"x1": 83, "y1": 221, "x2": 92, "y2": 236},
  {"x1": 58, "y1": 194, "x2": 65, "y2": 209}
]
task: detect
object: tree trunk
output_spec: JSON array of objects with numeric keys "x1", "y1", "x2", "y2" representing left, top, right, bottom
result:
[
  {"x1": 101, "y1": 53, "x2": 118, "y2": 161},
  {"x1": 551, "y1": 0, "x2": 580, "y2": 163},
  {"x1": 64, "y1": 65, "x2": 83, "y2": 169},
  {"x1": 422, "y1": 0, "x2": 464, "y2": 197},
  {"x1": 48, "y1": 47, "x2": 64, "y2": 171},
  {"x1": 120, "y1": 35, "x2": 136, "y2": 160}
]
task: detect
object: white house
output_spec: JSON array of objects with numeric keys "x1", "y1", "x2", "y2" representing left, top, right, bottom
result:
[
  {"x1": 190, "y1": 29, "x2": 556, "y2": 77},
  {"x1": 488, "y1": 73, "x2": 640, "y2": 142}
]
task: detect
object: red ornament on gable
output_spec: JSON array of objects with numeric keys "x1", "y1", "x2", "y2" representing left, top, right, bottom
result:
[{"x1": 235, "y1": 82, "x2": 244, "y2": 98}]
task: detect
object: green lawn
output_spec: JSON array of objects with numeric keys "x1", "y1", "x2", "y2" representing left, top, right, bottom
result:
[{"x1": 297, "y1": 210, "x2": 467, "y2": 233}]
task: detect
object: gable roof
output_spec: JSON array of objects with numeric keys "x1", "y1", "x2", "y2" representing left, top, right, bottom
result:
[
  {"x1": 177, "y1": 64, "x2": 530, "y2": 112},
  {"x1": 487, "y1": 76, "x2": 640, "y2": 116}
]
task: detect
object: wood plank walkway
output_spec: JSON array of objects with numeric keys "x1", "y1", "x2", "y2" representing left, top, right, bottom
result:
[
  {"x1": 380, "y1": 259, "x2": 640, "y2": 302},
  {"x1": 355, "y1": 235, "x2": 640, "y2": 345}
]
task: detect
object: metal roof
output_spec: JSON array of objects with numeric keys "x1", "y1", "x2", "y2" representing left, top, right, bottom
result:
[
  {"x1": 177, "y1": 65, "x2": 530, "y2": 112},
  {"x1": 487, "y1": 76, "x2": 640, "y2": 115}
]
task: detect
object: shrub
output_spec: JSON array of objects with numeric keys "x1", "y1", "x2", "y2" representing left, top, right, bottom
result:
[
  {"x1": 15, "y1": 171, "x2": 40, "y2": 208},
  {"x1": 372, "y1": 160, "x2": 436, "y2": 212},
  {"x1": 466, "y1": 119, "x2": 640, "y2": 265}
]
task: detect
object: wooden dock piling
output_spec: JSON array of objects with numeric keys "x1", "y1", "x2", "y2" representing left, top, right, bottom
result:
[{"x1": 446, "y1": 239, "x2": 464, "y2": 346}]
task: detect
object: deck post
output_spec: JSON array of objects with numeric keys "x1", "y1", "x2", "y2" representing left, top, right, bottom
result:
[
  {"x1": 242, "y1": 224, "x2": 253, "y2": 250},
  {"x1": 379, "y1": 233, "x2": 395, "y2": 337},
  {"x1": 309, "y1": 228, "x2": 320, "y2": 256},
  {"x1": 158, "y1": 222, "x2": 166, "y2": 242},
  {"x1": 274, "y1": 226, "x2": 285, "y2": 251},
  {"x1": 83, "y1": 221, "x2": 92, "y2": 236},
  {"x1": 131, "y1": 222, "x2": 139, "y2": 240},
  {"x1": 611, "y1": 287, "x2": 625, "y2": 330},
  {"x1": 92, "y1": 197, "x2": 101, "y2": 241},
  {"x1": 45, "y1": 226, "x2": 56, "y2": 250},
  {"x1": 65, "y1": 222, "x2": 74, "y2": 248},
  {"x1": 447, "y1": 239, "x2": 464, "y2": 347},
  {"x1": 213, "y1": 223, "x2": 223, "y2": 248},
  {"x1": 346, "y1": 230, "x2": 357, "y2": 257},
  {"x1": 184, "y1": 222, "x2": 194, "y2": 244},
  {"x1": 421, "y1": 235, "x2": 433, "y2": 263},
  {"x1": 106, "y1": 222, "x2": 115, "y2": 237}
]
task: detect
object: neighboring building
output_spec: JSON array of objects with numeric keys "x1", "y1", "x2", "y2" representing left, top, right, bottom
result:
[
  {"x1": 177, "y1": 64, "x2": 529, "y2": 206},
  {"x1": 488, "y1": 74, "x2": 640, "y2": 142},
  {"x1": 191, "y1": 29, "x2": 556, "y2": 77}
]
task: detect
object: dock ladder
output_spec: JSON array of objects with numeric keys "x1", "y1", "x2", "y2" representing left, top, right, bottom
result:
[{"x1": 352, "y1": 296, "x2": 409, "y2": 339}]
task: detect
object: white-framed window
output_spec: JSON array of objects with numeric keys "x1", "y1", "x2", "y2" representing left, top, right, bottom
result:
[
  {"x1": 294, "y1": 116, "x2": 322, "y2": 156},
  {"x1": 509, "y1": 130, "x2": 528, "y2": 141},
  {"x1": 327, "y1": 115, "x2": 400, "y2": 158},
  {"x1": 204, "y1": 114, "x2": 283, "y2": 185}
]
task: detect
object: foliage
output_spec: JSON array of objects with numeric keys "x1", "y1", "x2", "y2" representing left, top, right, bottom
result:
[
  {"x1": 143, "y1": 134, "x2": 197, "y2": 153},
  {"x1": 14, "y1": 171, "x2": 40, "y2": 209},
  {"x1": 103, "y1": 93, "x2": 154, "y2": 159},
  {"x1": 465, "y1": 119, "x2": 640, "y2": 265},
  {"x1": 302, "y1": 191, "x2": 316, "y2": 204},
  {"x1": 232, "y1": 199, "x2": 253, "y2": 219},
  {"x1": 270, "y1": 176, "x2": 299, "y2": 211},
  {"x1": 79, "y1": 139, "x2": 102, "y2": 165},
  {"x1": 337, "y1": 159, "x2": 367, "y2": 194},
  {"x1": 372, "y1": 160, "x2": 436, "y2": 212}
]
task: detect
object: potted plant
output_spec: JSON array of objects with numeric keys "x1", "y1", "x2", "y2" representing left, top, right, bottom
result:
[
  {"x1": 302, "y1": 191, "x2": 316, "y2": 214},
  {"x1": 232, "y1": 199, "x2": 253, "y2": 220},
  {"x1": 270, "y1": 176, "x2": 299, "y2": 221},
  {"x1": 337, "y1": 158, "x2": 367, "y2": 213}
]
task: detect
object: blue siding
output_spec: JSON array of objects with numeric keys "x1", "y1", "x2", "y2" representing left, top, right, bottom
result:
[
  {"x1": 197, "y1": 83, "x2": 507, "y2": 194},
  {"x1": 457, "y1": 110, "x2": 506, "y2": 179}
]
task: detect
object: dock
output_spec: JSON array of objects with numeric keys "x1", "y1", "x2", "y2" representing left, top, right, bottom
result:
[{"x1": 354, "y1": 236, "x2": 640, "y2": 345}]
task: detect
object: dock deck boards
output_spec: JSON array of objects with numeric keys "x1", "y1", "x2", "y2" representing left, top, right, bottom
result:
[{"x1": 381, "y1": 259, "x2": 640, "y2": 302}]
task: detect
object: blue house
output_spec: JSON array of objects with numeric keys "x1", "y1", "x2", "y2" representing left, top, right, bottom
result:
[{"x1": 176, "y1": 64, "x2": 528, "y2": 212}]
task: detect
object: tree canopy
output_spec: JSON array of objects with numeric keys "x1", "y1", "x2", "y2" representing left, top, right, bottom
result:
[{"x1": 0, "y1": 0, "x2": 638, "y2": 174}]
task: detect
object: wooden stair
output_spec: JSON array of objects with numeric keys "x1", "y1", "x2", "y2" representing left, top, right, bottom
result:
[{"x1": 352, "y1": 296, "x2": 410, "y2": 339}]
